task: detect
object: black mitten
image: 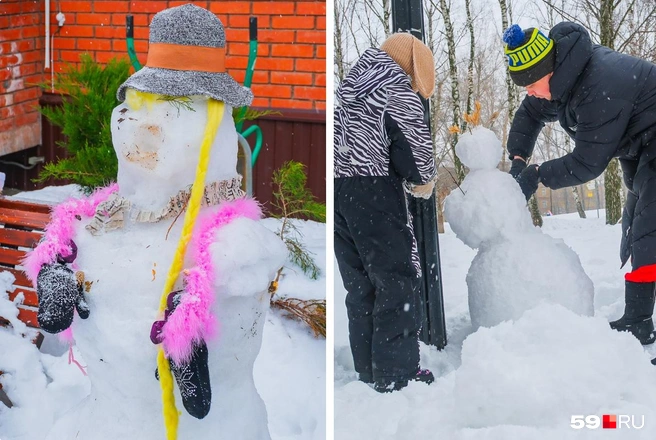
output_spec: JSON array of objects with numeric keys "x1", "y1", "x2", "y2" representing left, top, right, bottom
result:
[
  {"x1": 509, "y1": 158, "x2": 527, "y2": 178},
  {"x1": 36, "y1": 262, "x2": 79, "y2": 333},
  {"x1": 169, "y1": 341, "x2": 212, "y2": 419},
  {"x1": 516, "y1": 164, "x2": 540, "y2": 201},
  {"x1": 152, "y1": 290, "x2": 212, "y2": 420}
]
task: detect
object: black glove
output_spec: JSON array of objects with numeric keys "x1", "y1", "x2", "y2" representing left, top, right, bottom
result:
[
  {"x1": 516, "y1": 164, "x2": 540, "y2": 201},
  {"x1": 509, "y1": 158, "x2": 527, "y2": 179}
]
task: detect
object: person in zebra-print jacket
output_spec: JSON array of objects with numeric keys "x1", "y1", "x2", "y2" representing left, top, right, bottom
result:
[{"x1": 334, "y1": 33, "x2": 438, "y2": 392}]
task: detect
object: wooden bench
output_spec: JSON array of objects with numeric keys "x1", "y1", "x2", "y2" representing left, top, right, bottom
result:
[
  {"x1": 0, "y1": 198, "x2": 51, "y2": 328},
  {"x1": 0, "y1": 197, "x2": 51, "y2": 406}
]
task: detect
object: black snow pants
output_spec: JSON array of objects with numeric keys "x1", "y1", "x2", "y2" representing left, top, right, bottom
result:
[
  {"x1": 620, "y1": 144, "x2": 656, "y2": 275},
  {"x1": 334, "y1": 176, "x2": 421, "y2": 383}
]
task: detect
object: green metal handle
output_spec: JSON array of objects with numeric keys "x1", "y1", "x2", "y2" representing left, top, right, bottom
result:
[
  {"x1": 241, "y1": 125, "x2": 263, "y2": 166},
  {"x1": 236, "y1": 18, "x2": 259, "y2": 133},
  {"x1": 126, "y1": 16, "x2": 142, "y2": 71}
]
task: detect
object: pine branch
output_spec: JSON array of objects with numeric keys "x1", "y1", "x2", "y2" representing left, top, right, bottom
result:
[{"x1": 157, "y1": 95, "x2": 195, "y2": 116}]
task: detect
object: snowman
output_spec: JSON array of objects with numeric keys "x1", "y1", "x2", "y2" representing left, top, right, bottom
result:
[
  {"x1": 444, "y1": 126, "x2": 594, "y2": 330},
  {"x1": 24, "y1": 4, "x2": 286, "y2": 439}
]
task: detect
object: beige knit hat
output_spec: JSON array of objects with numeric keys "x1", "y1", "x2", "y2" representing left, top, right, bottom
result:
[{"x1": 380, "y1": 33, "x2": 435, "y2": 98}]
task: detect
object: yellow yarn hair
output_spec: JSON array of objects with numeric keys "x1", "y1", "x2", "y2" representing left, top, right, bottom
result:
[
  {"x1": 125, "y1": 89, "x2": 159, "y2": 112},
  {"x1": 155, "y1": 97, "x2": 225, "y2": 440}
]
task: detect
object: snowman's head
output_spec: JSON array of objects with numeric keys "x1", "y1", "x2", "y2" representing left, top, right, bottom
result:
[
  {"x1": 455, "y1": 126, "x2": 503, "y2": 170},
  {"x1": 444, "y1": 126, "x2": 533, "y2": 249},
  {"x1": 110, "y1": 4, "x2": 252, "y2": 210},
  {"x1": 111, "y1": 90, "x2": 238, "y2": 200}
]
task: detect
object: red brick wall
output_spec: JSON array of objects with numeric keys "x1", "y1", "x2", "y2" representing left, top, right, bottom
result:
[
  {"x1": 0, "y1": 0, "x2": 43, "y2": 156},
  {"x1": 0, "y1": 0, "x2": 326, "y2": 156}
]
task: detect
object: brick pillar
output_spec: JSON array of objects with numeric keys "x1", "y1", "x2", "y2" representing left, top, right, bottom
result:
[{"x1": 0, "y1": 0, "x2": 44, "y2": 156}]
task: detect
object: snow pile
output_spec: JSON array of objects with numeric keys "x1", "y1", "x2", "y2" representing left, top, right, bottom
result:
[
  {"x1": 8, "y1": 184, "x2": 82, "y2": 206},
  {"x1": 0, "y1": 271, "x2": 25, "y2": 334},
  {"x1": 0, "y1": 272, "x2": 90, "y2": 440},
  {"x1": 454, "y1": 304, "x2": 656, "y2": 429},
  {"x1": 444, "y1": 126, "x2": 594, "y2": 329},
  {"x1": 335, "y1": 213, "x2": 656, "y2": 439},
  {"x1": 0, "y1": 273, "x2": 49, "y2": 439}
]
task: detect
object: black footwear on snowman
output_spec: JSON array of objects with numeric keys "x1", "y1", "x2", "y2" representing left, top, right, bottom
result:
[
  {"x1": 609, "y1": 281, "x2": 656, "y2": 345},
  {"x1": 36, "y1": 262, "x2": 80, "y2": 333},
  {"x1": 374, "y1": 368, "x2": 435, "y2": 393}
]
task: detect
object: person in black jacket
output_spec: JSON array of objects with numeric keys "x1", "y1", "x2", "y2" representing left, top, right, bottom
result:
[
  {"x1": 503, "y1": 22, "x2": 656, "y2": 349},
  {"x1": 334, "y1": 33, "x2": 438, "y2": 392}
]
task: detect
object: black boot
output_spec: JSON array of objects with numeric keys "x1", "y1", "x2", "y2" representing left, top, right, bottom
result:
[
  {"x1": 610, "y1": 281, "x2": 656, "y2": 345},
  {"x1": 374, "y1": 368, "x2": 435, "y2": 393},
  {"x1": 358, "y1": 372, "x2": 373, "y2": 384}
]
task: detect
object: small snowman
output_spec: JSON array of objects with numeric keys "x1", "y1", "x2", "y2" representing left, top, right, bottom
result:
[
  {"x1": 26, "y1": 4, "x2": 286, "y2": 439},
  {"x1": 444, "y1": 125, "x2": 594, "y2": 330}
]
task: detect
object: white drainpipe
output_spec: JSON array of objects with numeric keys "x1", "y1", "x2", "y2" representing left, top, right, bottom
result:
[{"x1": 45, "y1": 0, "x2": 50, "y2": 69}]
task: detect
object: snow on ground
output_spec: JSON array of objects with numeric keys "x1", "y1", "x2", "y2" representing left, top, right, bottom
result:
[
  {"x1": 0, "y1": 186, "x2": 325, "y2": 440},
  {"x1": 336, "y1": 210, "x2": 656, "y2": 440}
]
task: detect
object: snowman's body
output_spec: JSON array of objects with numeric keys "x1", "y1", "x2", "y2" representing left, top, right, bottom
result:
[
  {"x1": 45, "y1": 95, "x2": 286, "y2": 439},
  {"x1": 444, "y1": 126, "x2": 594, "y2": 330}
]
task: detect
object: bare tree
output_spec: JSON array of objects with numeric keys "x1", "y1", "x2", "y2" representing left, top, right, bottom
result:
[
  {"x1": 498, "y1": 0, "x2": 520, "y2": 138},
  {"x1": 463, "y1": 0, "x2": 475, "y2": 123},
  {"x1": 435, "y1": 0, "x2": 465, "y2": 182},
  {"x1": 334, "y1": 0, "x2": 348, "y2": 83},
  {"x1": 535, "y1": 121, "x2": 588, "y2": 218}
]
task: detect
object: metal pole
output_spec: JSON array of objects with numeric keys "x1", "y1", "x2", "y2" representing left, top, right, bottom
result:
[
  {"x1": 391, "y1": 0, "x2": 447, "y2": 349},
  {"x1": 596, "y1": 180, "x2": 601, "y2": 218}
]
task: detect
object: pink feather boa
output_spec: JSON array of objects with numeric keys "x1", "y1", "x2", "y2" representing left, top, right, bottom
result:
[
  {"x1": 23, "y1": 184, "x2": 118, "y2": 286},
  {"x1": 161, "y1": 198, "x2": 262, "y2": 365}
]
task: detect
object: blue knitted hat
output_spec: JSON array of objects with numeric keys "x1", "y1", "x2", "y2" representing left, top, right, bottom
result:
[{"x1": 503, "y1": 24, "x2": 555, "y2": 86}]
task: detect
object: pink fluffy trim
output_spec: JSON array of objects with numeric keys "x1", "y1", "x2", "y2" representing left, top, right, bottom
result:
[
  {"x1": 161, "y1": 198, "x2": 262, "y2": 365},
  {"x1": 23, "y1": 184, "x2": 118, "y2": 287}
]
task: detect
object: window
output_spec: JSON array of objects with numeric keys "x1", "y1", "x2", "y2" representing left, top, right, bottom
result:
[
  {"x1": 541, "y1": 188, "x2": 547, "y2": 196},
  {"x1": 542, "y1": 200, "x2": 547, "y2": 208}
]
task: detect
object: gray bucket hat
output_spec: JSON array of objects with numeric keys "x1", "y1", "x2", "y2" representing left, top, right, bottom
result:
[{"x1": 116, "y1": 3, "x2": 253, "y2": 107}]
